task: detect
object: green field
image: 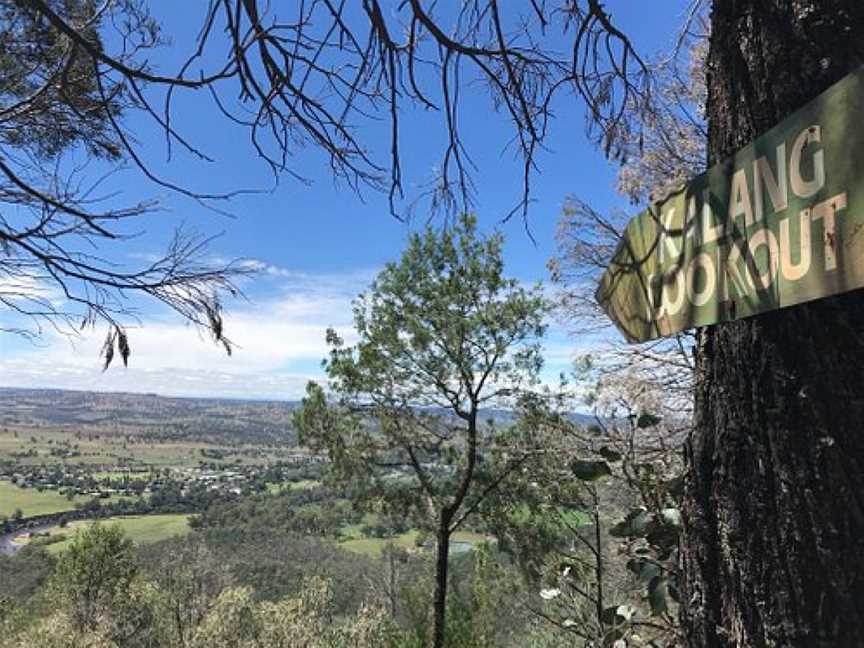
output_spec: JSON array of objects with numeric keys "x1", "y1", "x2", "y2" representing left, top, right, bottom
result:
[
  {"x1": 336, "y1": 513, "x2": 490, "y2": 557},
  {"x1": 339, "y1": 529, "x2": 489, "y2": 557},
  {"x1": 0, "y1": 426, "x2": 296, "y2": 468},
  {"x1": 0, "y1": 428, "x2": 222, "y2": 468},
  {"x1": 0, "y1": 480, "x2": 93, "y2": 518},
  {"x1": 0, "y1": 480, "x2": 139, "y2": 519},
  {"x1": 18, "y1": 514, "x2": 192, "y2": 554}
]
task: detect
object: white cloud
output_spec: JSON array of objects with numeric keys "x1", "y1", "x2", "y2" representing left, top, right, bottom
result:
[
  {"x1": 0, "y1": 275, "x2": 66, "y2": 309},
  {"x1": 0, "y1": 265, "x2": 585, "y2": 401},
  {"x1": 0, "y1": 268, "x2": 375, "y2": 400}
]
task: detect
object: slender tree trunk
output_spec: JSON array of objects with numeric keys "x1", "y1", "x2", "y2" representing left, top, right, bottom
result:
[
  {"x1": 433, "y1": 518, "x2": 451, "y2": 648},
  {"x1": 681, "y1": 2, "x2": 864, "y2": 646},
  {"x1": 592, "y1": 490, "x2": 605, "y2": 636},
  {"x1": 387, "y1": 546, "x2": 398, "y2": 619}
]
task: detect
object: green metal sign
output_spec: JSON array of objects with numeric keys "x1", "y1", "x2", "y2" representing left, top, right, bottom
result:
[{"x1": 597, "y1": 65, "x2": 864, "y2": 343}]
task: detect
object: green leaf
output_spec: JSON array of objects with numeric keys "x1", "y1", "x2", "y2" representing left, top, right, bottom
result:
[
  {"x1": 601, "y1": 604, "x2": 636, "y2": 625},
  {"x1": 570, "y1": 459, "x2": 612, "y2": 481},
  {"x1": 600, "y1": 606, "x2": 619, "y2": 625},
  {"x1": 664, "y1": 475, "x2": 684, "y2": 498},
  {"x1": 626, "y1": 558, "x2": 660, "y2": 584},
  {"x1": 636, "y1": 413, "x2": 662, "y2": 429},
  {"x1": 647, "y1": 576, "x2": 669, "y2": 616},
  {"x1": 609, "y1": 508, "x2": 651, "y2": 538},
  {"x1": 598, "y1": 445, "x2": 622, "y2": 462},
  {"x1": 645, "y1": 509, "x2": 682, "y2": 550},
  {"x1": 668, "y1": 578, "x2": 681, "y2": 603},
  {"x1": 557, "y1": 508, "x2": 591, "y2": 527}
]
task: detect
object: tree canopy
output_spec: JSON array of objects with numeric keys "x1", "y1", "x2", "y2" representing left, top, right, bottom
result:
[{"x1": 294, "y1": 213, "x2": 569, "y2": 647}]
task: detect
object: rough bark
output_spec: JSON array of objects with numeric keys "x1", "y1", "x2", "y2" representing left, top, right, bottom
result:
[{"x1": 681, "y1": 2, "x2": 864, "y2": 646}]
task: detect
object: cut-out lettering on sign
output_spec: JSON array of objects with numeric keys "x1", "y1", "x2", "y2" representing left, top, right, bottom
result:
[{"x1": 597, "y1": 65, "x2": 864, "y2": 343}]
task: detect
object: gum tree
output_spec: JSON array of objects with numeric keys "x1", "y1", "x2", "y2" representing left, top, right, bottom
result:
[
  {"x1": 681, "y1": 2, "x2": 864, "y2": 645},
  {"x1": 557, "y1": 2, "x2": 864, "y2": 644}
]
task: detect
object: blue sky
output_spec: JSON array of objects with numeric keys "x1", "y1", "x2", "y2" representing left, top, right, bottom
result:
[{"x1": 0, "y1": 2, "x2": 692, "y2": 400}]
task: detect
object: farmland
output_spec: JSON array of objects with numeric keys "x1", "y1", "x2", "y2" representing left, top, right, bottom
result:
[
  {"x1": 0, "y1": 387, "x2": 519, "y2": 610},
  {"x1": 0, "y1": 480, "x2": 91, "y2": 518},
  {"x1": 0, "y1": 389, "x2": 593, "y2": 648},
  {"x1": 0, "y1": 387, "x2": 304, "y2": 469},
  {"x1": 339, "y1": 528, "x2": 489, "y2": 557},
  {"x1": 0, "y1": 388, "x2": 326, "y2": 533},
  {"x1": 15, "y1": 514, "x2": 192, "y2": 554}
]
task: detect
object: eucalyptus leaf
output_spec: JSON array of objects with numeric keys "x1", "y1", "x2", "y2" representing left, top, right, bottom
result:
[
  {"x1": 570, "y1": 459, "x2": 612, "y2": 481},
  {"x1": 598, "y1": 445, "x2": 623, "y2": 462},
  {"x1": 647, "y1": 576, "x2": 669, "y2": 616},
  {"x1": 601, "y1": 603, "x2": 638, "y2": 629},
  {"x1": 609, "y1": 508, "x2": 651, "y2": 538},
  {"x1": 636, "y1": 413, "x2": 662, "y2": 429},
  {"x1": 664, "y1": 475, "x2": 684, "y2": 498},
  {"x1": 627, "y1": 557, "x2": 660, "y2": 584}
]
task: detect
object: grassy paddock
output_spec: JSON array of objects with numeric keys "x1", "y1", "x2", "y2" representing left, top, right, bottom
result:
[
  {"x1": 0, "y1": 480, "x2": 90, "y2": 518},
  {"x1": 20, "y1": 514, "x2": 192, "y2": 554},
  {"x1": 0, "y1": 425, "x2": 295, "y2": 468},
  {"x1": 339, "y1": 529, "x2": 489, "y2": 557}
]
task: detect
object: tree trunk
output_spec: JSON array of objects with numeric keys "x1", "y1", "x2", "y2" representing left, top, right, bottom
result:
[
  {"x1": 681, "y1": 2, "x2": 864, "y2": 646},
  {"x1": 433, "y1": 518, "x2": 451, "y2": 648}
]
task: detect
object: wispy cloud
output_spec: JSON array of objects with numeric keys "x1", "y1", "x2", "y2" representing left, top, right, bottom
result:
[
  {"x1": 0, "y1": 267, "x2": 375, "y2": 400},
  {"x1": 0, "y1": 266, "x2": 582, "y2": 401},
  {"x1": 0, "y1": 275, "x2": 66, "y2": 309}
]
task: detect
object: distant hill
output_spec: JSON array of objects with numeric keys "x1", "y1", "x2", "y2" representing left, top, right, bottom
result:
[
  {"x1": 477, "y1": 407, "x2": 596, "y2": 428},
  {"x1": 0, "y1": 387, "x2": 299, "y2": 446},
  {"x1": 0, "y1": 387, "x2": 597, "y2": 446}
]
